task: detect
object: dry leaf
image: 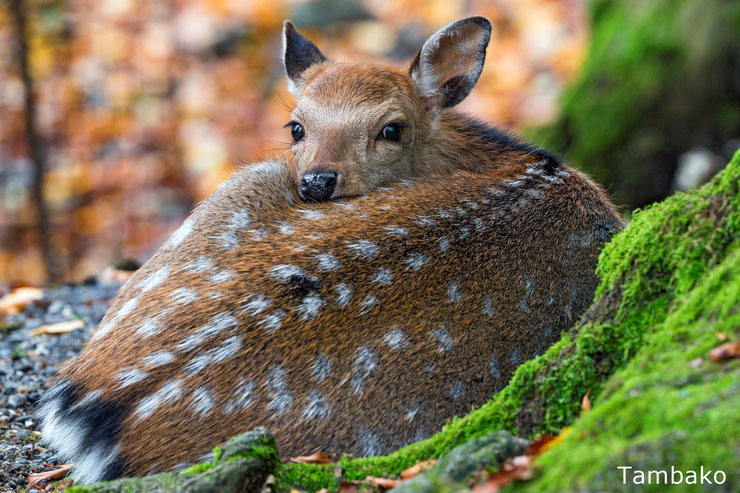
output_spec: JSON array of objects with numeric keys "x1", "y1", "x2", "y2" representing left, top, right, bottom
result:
[
  {"x1": 472, "y1": 455, "x2": 533, "y2": 493},
  {"x1": 28, "y1": 464, "x2": 74, "y2": 488},
  {"x1": 715, "y1": 332, "x2": 728, "y2": 342},
  {"x1": 581, "y1": 390, "x2": 592, "y2": 412},
  {"x1": 365, "y1": 476, "x2": 402, "y2": 489},
  {"x1": 539, "y1": 427, "x2": 571, "y2": 454},
  {"x1": 289, "y1": 451, "x2": 331, "y2": 464},
  {"x1": 709, "y1": 341, "x2": 740, "y2": 363},
  {"x1": 30, "y1": 319, "x2": 85, "y2": 336},
  {"x1": 337, "y1": 481, "x2": 359, "y2": 492},
  {"x1": 400, "y1": 459, "x2": 438, "y2": 479},
  {"x1": 0, "y1": 287, "x2": 43, "y2": 316},
  {"x1": 525, "y1": 434, "x2": 557, "y2": 456}
]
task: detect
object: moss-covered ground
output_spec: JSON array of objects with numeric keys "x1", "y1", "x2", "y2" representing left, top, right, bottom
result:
[{"x1": 62, "y1": 152, "x2": 739, "y2": 491}]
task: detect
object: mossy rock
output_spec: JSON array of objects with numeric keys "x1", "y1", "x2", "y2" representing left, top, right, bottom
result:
[
  {"x1": 64, "y1": 428, "x2": 279, "y2": 493},
  {"x1": 66, "y1": 152, "x2": 740, "y2": 492},
  {"x1": 528, "y1": 0, "x2": 740, "y2": 208}
]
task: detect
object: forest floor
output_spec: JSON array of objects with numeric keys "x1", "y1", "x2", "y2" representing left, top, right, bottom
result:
[{"x1": 0, "y1": 280, "x2": 122, "y2": 492}]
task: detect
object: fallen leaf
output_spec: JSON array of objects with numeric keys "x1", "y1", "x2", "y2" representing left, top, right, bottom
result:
[
  {"x1": 365, "y1": 476, "x2": 402, "y2": 489},
  {"x1": 289, "y1": 451, "x2": 331, "y2": 464},
  {"x1": 30, "y1": 319, "x2": 85, "y2": 336},
  {"x1": 709, "y1": 341, "x2": 740, "y2": 363},
  {"x1": 337, "y1": 482, "x2": 359, "y2": 492},
  {"x1": 715, "y1": 332, "x2": 728, "y2": 342},
  {"x1": 28, "y1": 464, "x2": 74, "y2": 488},
  {"x1": 525, "y1": 434, "x2": 557, "y2": 456},
  {"x1": 581, "y1": 390, "x2": 592, "y2": 412},
  {"x1": 0, "y1": 287, "x2": 43, "y2": 316},
  {"x1": 538, "y1": 427, "x2": 571, "y2": 454},
  {"x1": 472, "y1": 455, "x2": 533, "y2": 493},
  {"x1": 400, "y1": 459, "x2": 438, "y2": 479}
]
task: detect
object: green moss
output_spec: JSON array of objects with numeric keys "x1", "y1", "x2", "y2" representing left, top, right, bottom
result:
[
  {"x1": 511, "y1": 152, "x2": 740, "y2": 491},
  {"x1": 527, "y1": 0, "x2": 740, "y2": 207}
]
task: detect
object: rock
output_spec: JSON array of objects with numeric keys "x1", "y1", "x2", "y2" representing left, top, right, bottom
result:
[{"x1": 7, "y1": 394, "x2": 26, "y2": 408}]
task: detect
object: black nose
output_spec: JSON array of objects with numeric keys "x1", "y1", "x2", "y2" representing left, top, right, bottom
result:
[{"x1": 300, "y1": 169, "x2": 338, "y2": 202}]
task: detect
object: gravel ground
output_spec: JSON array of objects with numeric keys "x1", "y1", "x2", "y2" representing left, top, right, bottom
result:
[{"x1": 0, "y1": 279, "x2": 122, "y2": 492}]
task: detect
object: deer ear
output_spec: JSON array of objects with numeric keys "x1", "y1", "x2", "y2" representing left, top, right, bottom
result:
[
  {"x1": 283, "y1": 21, "x2": 327, "y2": 96},
  {"x1": 409, "y1": 17, "x2": 492, "y2": 111}
]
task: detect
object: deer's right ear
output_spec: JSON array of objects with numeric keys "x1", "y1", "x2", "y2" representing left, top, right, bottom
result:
[{"x1": 283, "y1": 21, "x2": 327, "y2": 96}]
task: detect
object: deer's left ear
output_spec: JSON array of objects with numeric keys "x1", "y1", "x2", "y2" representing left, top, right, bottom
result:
[
  {"x1": 283, "y1": 21, "x2": 327, "y2": 96},
  {"x1": 409, "y1": 17, "x2": 492, "y2": 111}
]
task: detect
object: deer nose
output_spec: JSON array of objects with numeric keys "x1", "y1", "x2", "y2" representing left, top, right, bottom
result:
[{"x1": 300, "y1": 169, "x2": 338, "y2": 202}]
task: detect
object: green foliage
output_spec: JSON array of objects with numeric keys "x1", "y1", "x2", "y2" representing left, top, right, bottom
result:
[{"x1": 528, "y1": 0, "x2": 740, "y2": 207}]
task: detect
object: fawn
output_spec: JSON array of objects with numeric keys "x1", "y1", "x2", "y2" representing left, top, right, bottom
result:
[{"x1": 37, "y1": 18, "x2": 623, "y2": 482}]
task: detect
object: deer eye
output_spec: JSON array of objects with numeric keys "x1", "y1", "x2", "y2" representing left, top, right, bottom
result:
[
  {"x1": 380, "y1": 123, "x2": 404, "y2": 142},
  {"x1": 290, "y1": 122, "x2": 305, "y2": 142}
]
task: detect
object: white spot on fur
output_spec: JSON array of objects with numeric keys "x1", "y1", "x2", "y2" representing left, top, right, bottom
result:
[
  {"x1": 351, "y1": 345, "x2": 378, "y2": 394},
  {"x1": 136, "y1": 312, "x2": 168, "y2": 339},
  {"x1": 91, "y1": 295, "x2": 140, "y2": 340},
  {"x1": 483, "y1": 296, "x2": 495, "y2": 317},
  {"x1": 241, "y1": 294, "x2": 272, "y2": 316},
  {"x1": 190, "y1": 387, "x2": 215, "y2": 416},
  {"x1": 383, "y1": 328, "x2": 408, "y2": 350},
  {"x1": 165, "y1": 216, "x2": 195, "y2": 250},
  {"x1": 504, "y1": 179, "x2": 525, "y2": 187},
  {"x1": 438, "y1": 237, "x2": 450, "y2": 253},
  {"x1": 277, "y1": 222, "x2": 295, "y2": 235},
  {"x1": 271, "y1": 264, "x2": 304, "y2": 281},
  {"x1": 315, "y1": 253, "x2": 341, "y2": 271},
  {"x1": 139, "y1": 266, "x2": 170, "y2": 293},
  {"x1": 178, "y1": 313, "x2": 239, "y2": 351},
  {"x1": 384, "y1": 226, "x2": 409, "y2": 237},
  {"x1": 358, "y1": 427, "x2": 383, "y2": 456},
  {"x1": 405, "y1": 253, "x2": 429, "y2": 270},
  {"x1": 335, "y1": 283, "x2": 352, "y2": 307},
  {"x1": 184, "y1": 335, "x2": 242, "y2": 375},
  {"x1": 347, "y1": 240, "x2": 378, "y2": 259},
  {"x1": 264, "y1": 365, "x2": 293, "y2": 415},
  {"x1": 301, "y1": 209, "x2": 325, "y2": 220},
  {"x1": 297, "y1": 295, "x2": 324, "y2": 320},
  {"x1": 450, "y1": 380, "x2": 465, "y2": 400},
  {"x1": 413, "y1": 215, "x2": 436, "y2": 227},
  {"x1": 433, "y1": 328, "x2": 454, "y2": 352},
  {"x1": 334, "y1": 202, "x2": 357, "y2": 210},
  {"x1": 311, "y1": 355, "x2": 333, "y2": 382},
  {"x1": 372, "y1": 267, "x2": 393, "y2": 285},
  {"x1": 474, "y1": 217, "x2": 485, "y2": 231},
  {"x1": 510, "y1": 347, "x2": 523, "y2": 366},
  {"x1": 406, "y1": 401, "x2": 421, "y2": 422},
  {"x1": 187, "y1": 256, "x2": 215, "y2": 273},
  {"x1": 250, "y1": 228, "x2": 268, "y2": 241},
  {"x1": 116, "y1": 367, "x2": 148, "y2": 389},
  {"x1": 210, "y1": 269, "x2": 235, "y2": 284},
  {"x1": 206, "y1": 290, "x2": 223, "y2": 299},
  {"x1": 171, "y1": 287, "x2": 198, "y2": 304},
  {"x1": 437, "y1": 208, "x2": 454, "y2": 220},
  {"x1": 142, "y1": 351, "x2": 175, "y2": 368},
  {"x1": 448, "y1": 282, "x2": 462, "y2": 303},
  {"x1": 303, "y1": 390, "x2": 331, "y2": 420},
  {"x1": 525, "y1": 188, "x2": 544, "y2": 198},
  {"x1": 225, "y1": 378, "x2": 257, "y2": 413},
  {"x1": 359, "y1": 295, "x2": 378, "y2": 314},
  {"x1": 135, "y1": 379, "x2": 183, "y2": 421},
  {"x1": 259, "y1": 310, "x2": 285, "y2": 333},
  {"x1": 490, "y1": 357, "x2": 501, "y2": 379}
]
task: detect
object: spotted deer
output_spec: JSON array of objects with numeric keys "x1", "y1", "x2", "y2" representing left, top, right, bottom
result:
[{"x1": 37, "y1": 17, "x2": 623, "y2": 483}]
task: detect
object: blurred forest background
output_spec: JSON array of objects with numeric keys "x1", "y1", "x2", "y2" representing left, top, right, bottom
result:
[{"x1": 0, "y1": 0, "x2": 738, "y2": 286}]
